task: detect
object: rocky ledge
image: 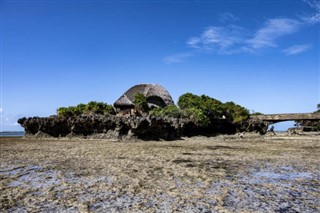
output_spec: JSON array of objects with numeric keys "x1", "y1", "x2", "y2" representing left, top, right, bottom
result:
[
  {"x1": 17, "y1": 115, "x2": 195, "y2": 140},
  {"x1": 18, "y1": 114, "x2": 268, "y2": 140}
]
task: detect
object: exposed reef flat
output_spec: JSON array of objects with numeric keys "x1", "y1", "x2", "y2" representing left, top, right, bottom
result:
[{"x1": 1, "y1": 134, "x2": 319, "y2": 212}]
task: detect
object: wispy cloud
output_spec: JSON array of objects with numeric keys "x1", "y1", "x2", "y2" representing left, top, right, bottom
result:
[
  {"x1": 247, "y1": 18, "x2": 300, "y2": 49},
  {"x1": 282, "y1": 44, "x2": 312, "y2": 55},
  {"x1": 219, "y1": 12, "x2": 239, "y2": 23},
  {"x1": 163, "y1": 53, "x2": 193, "y2": 64},
  {"x1": 186, "y1": 25, "x2": 245, "y2": 54},
  {"x1": 164, "y1": 1, "x2": 318, "y2": 63},
  {"x1": 0, "y1": 108, "x2": 3, "y2": 113},
  {"x1": 186, "y1": 18, "x2": 301, "y2": 54},
  {"x1": 302, "y1": 0, "x2": 320, "y2": 24}
]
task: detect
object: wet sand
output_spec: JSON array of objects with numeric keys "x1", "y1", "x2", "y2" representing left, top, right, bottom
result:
[{"x1": 0, "y1": 134, "x2": 319, "y2": 212}]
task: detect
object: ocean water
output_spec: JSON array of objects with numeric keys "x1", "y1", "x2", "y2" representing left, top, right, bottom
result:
[{"x1": 0, "y1": 132, "x2": 25, "y2": 137}]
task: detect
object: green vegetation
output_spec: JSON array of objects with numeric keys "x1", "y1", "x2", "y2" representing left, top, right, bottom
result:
[
  {"x1": 149, "y1": 93, "x2": 249, "y2": 127},
  {"x1": 133, "y1": 93, "x2": 149, "y2": 113},
  {"x1": 178, "y1": 93, "x2": 222, "y2": 112},
  {"x1": 178, "y1": 93, "x2": 249, "y2": 125},
  {"x1": 182, "y1": 107, "x2": 210, "y2": 126},
  {"x1": 56, "y1": 93, "x2": 249, "y2": 127},
  {"x1": 149, "y1": 105, "x2": 181, "y2": 118},
  {"x1": 222, "y1": 101, "x2": 250, "y2": 124},
  {"x1": 251, "y1": 112, "x2": 264, "y2": 115},
  {"x1": 57, "y1": 101, "x2": 115, "y2": 117},
  {"x1": 316, "y1": 103, "x2": 320, "y2": 113}
]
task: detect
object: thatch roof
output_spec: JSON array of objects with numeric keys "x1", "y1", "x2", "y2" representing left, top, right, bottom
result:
[
  {"x1": 114, "y1": 95, "x2": 134, "y2": 107},
  {"x1": 114, "y1": 84, "x2": 174, "y2": 108}
]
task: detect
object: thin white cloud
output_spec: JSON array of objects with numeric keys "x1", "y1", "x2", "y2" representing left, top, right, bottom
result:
[
  {"x1": 165, "y1": 1, "x2": 319, "y2": 63},
  {"x1": 186, "y1": 25, "x2": 245, "y2": 54},
  {"x1": 247, "y1": 18, "x2": 300, "y2": 49},
  {"x1": 163, "y1": 53, "x2": 193, "y2": 64},
  {"x1": 219, "y1": 12, "x2": 239, "y2": 23},
  {"x1": 282, "y1": 44, "x2": 312, "y2": 55},
  {"x1": 186, "y1": 19, "x2": 302, "y2": 54},
  {"x1": 302, "y1": 0, "x2": 320, "y2": 24},
  {"x1": 187, "y1": 37, "x2": 201, "y2": 48},
  {"x1": 0, "y1": 108, "x2": 3, "y2": 113}
]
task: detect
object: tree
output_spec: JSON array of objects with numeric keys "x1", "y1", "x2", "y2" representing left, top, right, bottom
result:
[
  {"x1": 57, "y1": 101, "x2": 115, "y2": 117},
  {"x1": 57, "y1": 107, "x2": 73, "y2": 117},
  {"x1": 223, "y1": 101, "x2": 250, "y2": 124},
  {"x1": 183, "y1": 107, "x2": 210, "y2": 127},
  {"x1": 133, "y1": 93, "x2": 149, "y2": 113},
  {"x1": 178, "y1": 92, "x2": 250, "y2": 125},
  {"x1": 149, "y1": 105, "x2": 181, "y2": 118}
]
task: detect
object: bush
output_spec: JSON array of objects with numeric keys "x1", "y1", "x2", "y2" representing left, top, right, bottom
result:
[
  {"x1": 178, "y1": 93, "x2": 249, "y2": 125},
  {"x1": 85, "y1": 101, "x2": 115, "y2": 114},
  {"x1": 149, "y1": 105, "x2": 210, "y2": 127},
  {"x1": 223, "y1": 101, "x2": 250, "y2": 124},
  {"x1": 251, "y1": 112, "x2": 264, "y2": 115},
  {"x1": 57, "y1": 107, "x2": 74, "y2": 117},
  {"x1": 149, "y1": 105, "x2": 181, "y2": 118},
  {"x1": 316, "y1": 103, "x2": 320, "y2": 113},
  {"x1": 183, "y1": 107, "x2": 210, "y2": 127},
  {"x1": 133, "y1": 93, "x2": 149, "y2": 113},
  {"x1": 57, "y1": 101, "x2": 115, "y2": 117},
  {"x1": 178, "y1": 93, "x2": 223, "y2": 118}
]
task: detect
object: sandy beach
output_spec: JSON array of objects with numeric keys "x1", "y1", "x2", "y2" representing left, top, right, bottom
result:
[{"x1": 1, "y1": 133, "x2": 319, "y2": 212}]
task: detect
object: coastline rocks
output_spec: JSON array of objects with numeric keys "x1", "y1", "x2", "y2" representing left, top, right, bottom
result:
[
  {"x1": 18, "y1": 115, "x2": 197, "y2": 140},
  {"x1": 18, "y1": 114, "x2": 268, "y2": 140},
  {"x1": 239, "y1": 120, "x2": 269, "y2": 135}
]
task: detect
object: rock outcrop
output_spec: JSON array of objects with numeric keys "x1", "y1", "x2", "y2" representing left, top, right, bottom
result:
[
  {"x1": 18, "y1": 114, "x2": 269, "y2": 140},
  {"x1": 239, "y1": 120, "x2": 269, "y2": 135},
  {"x1": 18, "y1": 115, "x2": 199, "y2": 140}
]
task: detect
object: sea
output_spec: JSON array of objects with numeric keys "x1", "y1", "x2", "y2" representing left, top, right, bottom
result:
[{"x1": 0, "y1": 132, "x2": 25, "y2": 137}]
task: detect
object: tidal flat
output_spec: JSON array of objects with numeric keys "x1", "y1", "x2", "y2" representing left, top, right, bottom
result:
[{"x1": 0, "y1": 134, "x2": 319, "y2": 212}]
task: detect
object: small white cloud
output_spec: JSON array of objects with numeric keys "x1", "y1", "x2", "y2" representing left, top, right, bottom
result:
[
  {"x1": 187, "y1": 37, "x2": 201, "y2": 48},
  {"x1": 219, "y1": 12, "x2": 239, "y2": 23},
  {"x1": 302, "y1": 0, "x2": 320, "y2": 24},
  {"x1": 0, "y1": 108, "x2": 3, "y2": 113},
  {"x1": 186, "y1": 25, "x2": 245, "y2": 53},
  {"x1": 282, "y1": 44, "x2": 312, "y2": 55},
  {"x1": 247, "y1": 18, "x2": 300, "y2": 49},
  {"x1": 163, "y1": 53, "x2": 193, "y2": 64}
]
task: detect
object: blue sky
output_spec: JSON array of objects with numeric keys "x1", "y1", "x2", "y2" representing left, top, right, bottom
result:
[{"x1": 1, "y1": 0, "x2": 319, "y2": 131}]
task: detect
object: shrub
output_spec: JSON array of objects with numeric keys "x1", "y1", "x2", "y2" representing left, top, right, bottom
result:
[
  {"x1": 178, "y1": 93, "x2": 249, "y2": 125},
  {"x1": 84, "y1": 101, "x2": 115, "y2": 115},
  {"x1": 76, "y1": 103, "x2": 86, "y2": 113},
  {"x1": 178, "y1": 93, "x2": 224, "y2": 118},
  {"x1": 178, "y1": 93, "x2": 202, "y2": 110},
  {"x1": 223, "y1": 101, "x2": 250, "y2": 124},
  {"x1": 57, "y1": 101, "x2": 115, "y2": 117},
  {"x1": 316, "y1": 103, "x2": 320, "y2": 113},
  {"x1": 149, "y1": 105, "x2": 181, "y2": 118},
  {"x1": 133, "y1": 93, "x2": 149, "y2": 113},
  {"x1": 183, "y1": 107, "x2": 210, "y2": 127},
  {"x1": 251, "y1": 112, "x2": 264, "y2": 115},
  {"x1": 57, "y1": 107, "x2": 73, "y2": 117}
]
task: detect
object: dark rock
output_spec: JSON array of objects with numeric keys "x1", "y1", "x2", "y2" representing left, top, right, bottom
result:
[{"x1": 18, "y1": 114, "x2": 256, "y2": 140}]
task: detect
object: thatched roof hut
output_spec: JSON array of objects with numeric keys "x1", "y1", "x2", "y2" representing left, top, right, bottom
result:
[{"x1": 114, "y1": 84, "x2": 174, "y2": 110}]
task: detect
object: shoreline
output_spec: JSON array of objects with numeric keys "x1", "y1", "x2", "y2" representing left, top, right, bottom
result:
[{"x1": 2, "y1": 130, "x2": 319, "y2": 141}]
